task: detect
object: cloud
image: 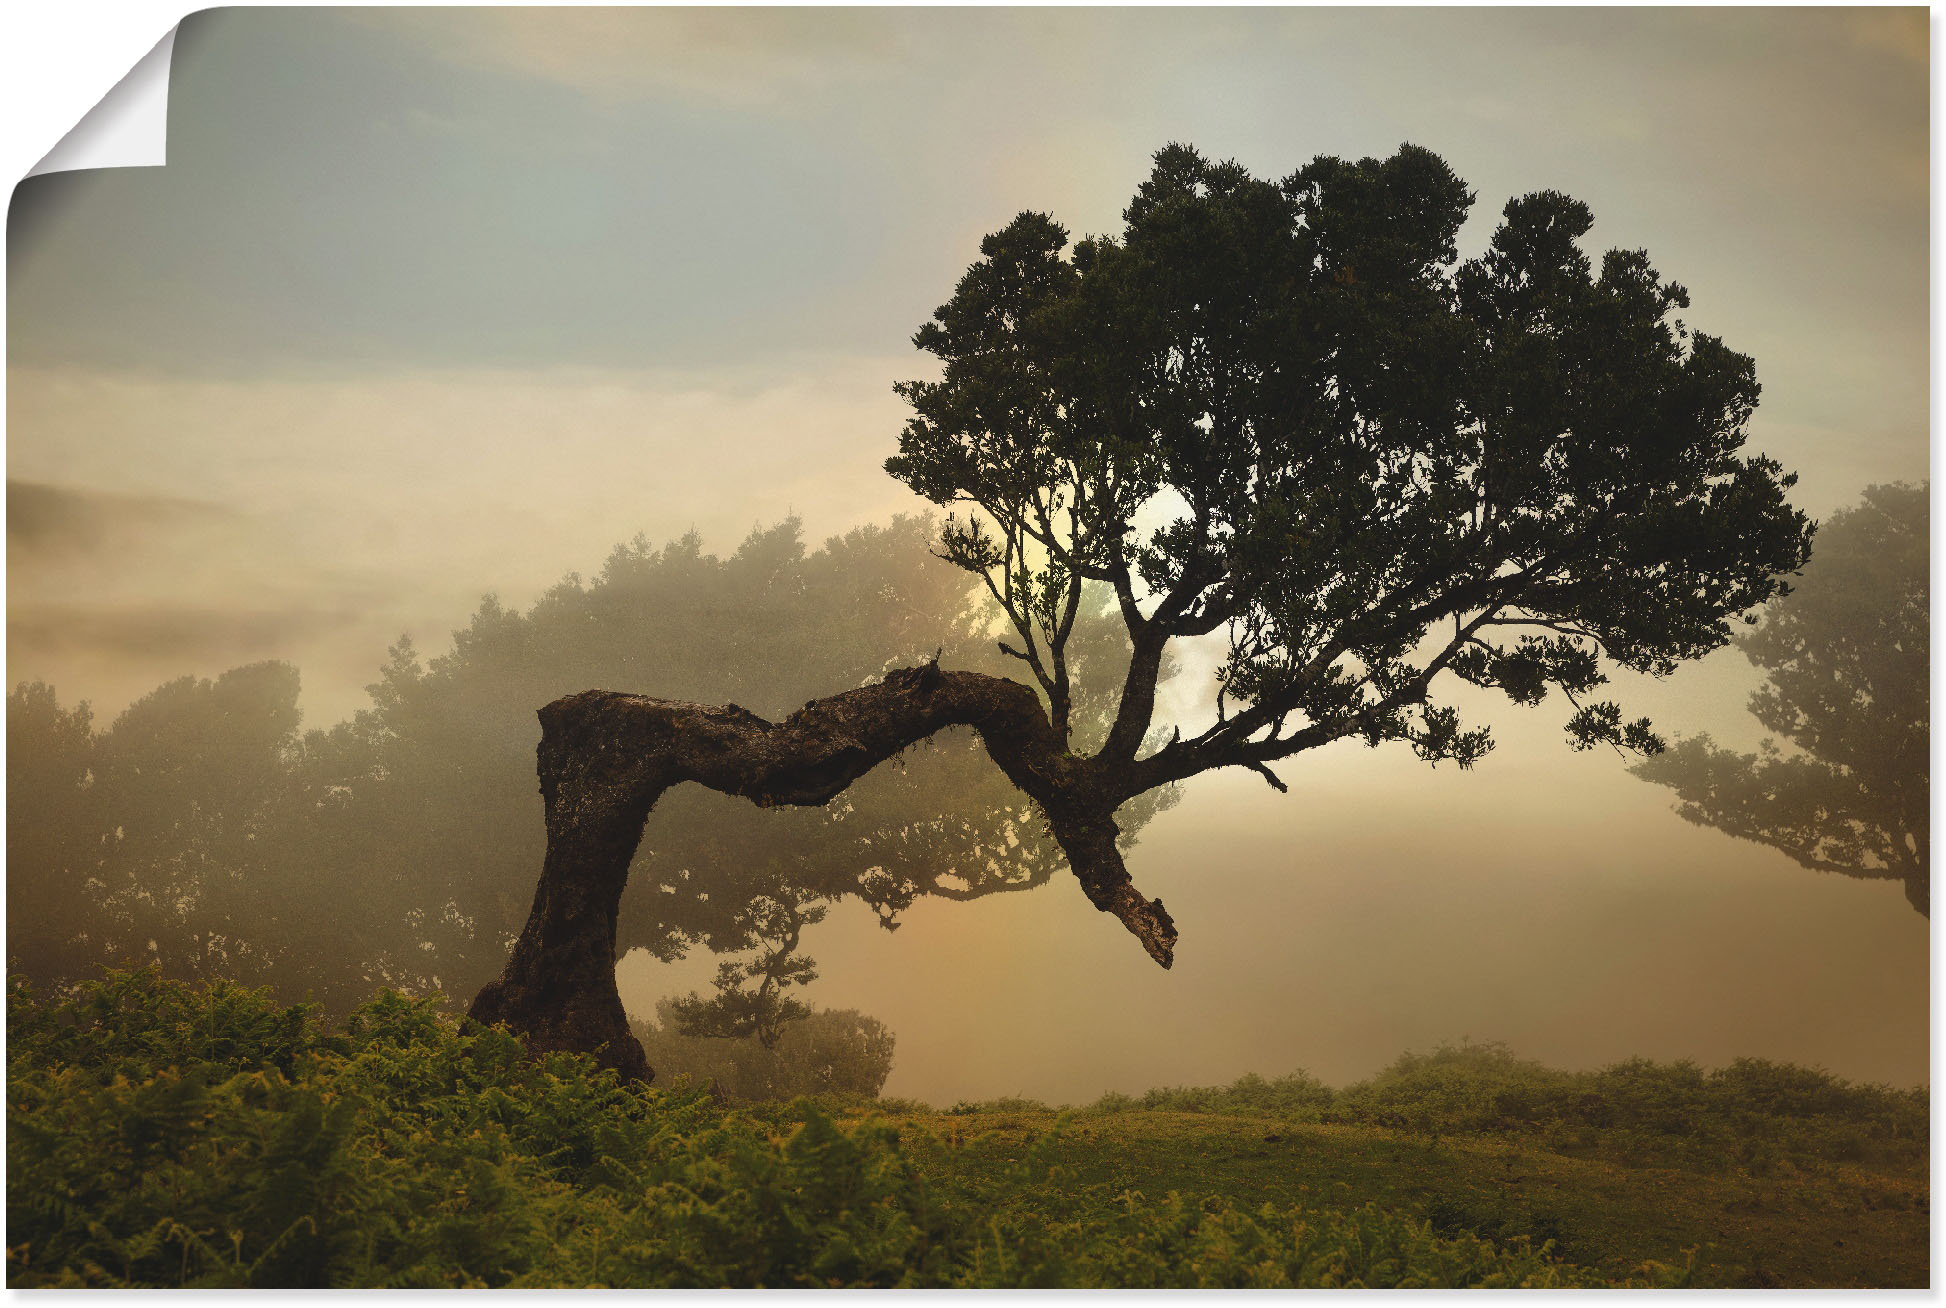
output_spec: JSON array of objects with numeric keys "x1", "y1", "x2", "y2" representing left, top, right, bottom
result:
[
  {"x1": 7, "y1": 478, "x2": 239, "y2": 562},
  {"x1": 5, "y1": 358, "x2": 927, "y2": 724},
  {"x1": 361, "y1": 8, "x2": 909, "y2": 111},
  {"x1": 9, "y1": 598, "x2": 365, "y2": 665}
]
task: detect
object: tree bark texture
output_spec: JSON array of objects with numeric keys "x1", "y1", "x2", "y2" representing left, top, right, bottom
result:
[{"x1": 468, "y1": 663, "x2": 1176, "y2": 1081}]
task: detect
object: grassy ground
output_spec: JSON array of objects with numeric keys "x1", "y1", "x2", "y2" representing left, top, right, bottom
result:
[{"x1": 803, "y1": 1099, "x2": 1928, "y2": 1288}]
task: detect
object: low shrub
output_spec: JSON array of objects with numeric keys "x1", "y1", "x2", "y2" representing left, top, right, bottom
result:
[
  {"x1": 629, "y1": 1000, "x2": 894, "y2": 1102},
  {"x1": 945, "y1": 1096, "x2": 1048, "y2": 1116},
  {"x1": 1068, "y1": 1039, "x2": 1924, "y2": 1174},
  {"x1": 1319, "y1": 1040, "x2": 1927, "y2": 1171}
]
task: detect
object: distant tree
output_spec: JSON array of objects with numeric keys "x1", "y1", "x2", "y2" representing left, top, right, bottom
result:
[
  {"x1": 91, "y1": 663, "x2": 308, "y2": 982},
  {"x1": 7, "y1": 683, "x2": 101, "y2": 982},
  {"x1": 631, "y1": 1000, "x2": 896, "y2": 1100},
  {"x1": 1634, "y1": 483, "x2": 1928, "y2": 915},
  {"x1": 472, "y1": 142, "x2": 1813, "y2": 1082},
  {"x1": 6, "y1": 665, "x2": 310, "y2": 991}
]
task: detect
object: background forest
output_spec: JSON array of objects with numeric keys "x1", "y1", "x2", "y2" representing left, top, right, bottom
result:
[{"x1": 8, "y1": 513, "x2": 1174, "y2": 1056}]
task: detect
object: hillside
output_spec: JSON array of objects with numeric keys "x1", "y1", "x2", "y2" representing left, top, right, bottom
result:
[{"x1": 875, "y1": 1103, "x2": 1924, "y2": 1288}]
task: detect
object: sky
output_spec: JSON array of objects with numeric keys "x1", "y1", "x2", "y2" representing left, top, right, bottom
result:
[{"x1": 6, "y1": 7, "x2": 1930, "y2": 1101}]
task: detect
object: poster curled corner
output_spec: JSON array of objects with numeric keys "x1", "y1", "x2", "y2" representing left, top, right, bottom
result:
[{"x1": 26, "y1": 26, "x2": 179, "y2": 179}]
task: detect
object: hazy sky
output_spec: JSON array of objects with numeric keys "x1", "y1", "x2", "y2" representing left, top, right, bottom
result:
[{"x1": 7, "y1": 7, "x2": 1929, "y2": 1100}]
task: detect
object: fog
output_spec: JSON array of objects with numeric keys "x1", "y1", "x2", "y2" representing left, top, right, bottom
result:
[{"x1": 7, "y1": 8, "x2": 1928, "y2": 1103}]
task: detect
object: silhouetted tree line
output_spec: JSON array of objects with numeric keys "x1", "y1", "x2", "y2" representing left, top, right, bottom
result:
[{"x1": 7, "y1": 514, "x2": 1175, "y2": 1028}]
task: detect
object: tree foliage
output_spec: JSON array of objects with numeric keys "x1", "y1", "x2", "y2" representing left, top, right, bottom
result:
[
  {"x1": 8, "y1": 667, "x2": 307, "y2": 988},
  {"x1": 6, "y1": 683, "x2": 99, "y2": 983},
  {"x1": 1634, "y1": 483, "x2": 1929, "y2": 914},
  {"x1": 887, "y1": 142, "x2": 1811, "y2": 801}
]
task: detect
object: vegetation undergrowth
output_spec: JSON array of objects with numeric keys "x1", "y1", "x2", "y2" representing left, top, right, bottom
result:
[
  {"x1": 905, "y1": 1043, "x2": 1925, "y2": 1288},
  {"x1": 11, "y1": 969, "x2": 1644, "y2": 1288},
  {"x1": 1071, "y1": 1040, "x2": 1927, "y2": 1176}
]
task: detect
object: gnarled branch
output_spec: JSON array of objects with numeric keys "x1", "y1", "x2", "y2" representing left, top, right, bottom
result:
[{"x1": 469, "y1": 663, "x2": 1176, "y2": 1080}]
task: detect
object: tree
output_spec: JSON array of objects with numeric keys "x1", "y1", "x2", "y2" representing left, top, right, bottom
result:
[
  {"x1": 92, "y1": 663, "x2": 308, "y2": 983},
  {"x1": 1634, "y1": 483, "x2": 1928, "y2": 915},
  {"x1": 6, "y1": 665, "x2": 308, "y2": 991},
  {"x1": 472, "y1": 142, "x2": 1813, "y2": 1083},
  {"x1": 7, "y1": 683, "x2": 101, "y2": 982}
]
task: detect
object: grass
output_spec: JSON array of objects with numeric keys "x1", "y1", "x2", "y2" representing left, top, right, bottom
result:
[
  {"x1": 854, "y1": 1104, "x2": 1925, "y2": 1288},
  {"x1": 769, "y1": 1038, "x2": 1930, "y2": 1288}
]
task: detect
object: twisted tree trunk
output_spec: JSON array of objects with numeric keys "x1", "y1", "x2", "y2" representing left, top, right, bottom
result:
[{"x1": 468, "y1": 662, "x2": 1176, "y2": 1081}]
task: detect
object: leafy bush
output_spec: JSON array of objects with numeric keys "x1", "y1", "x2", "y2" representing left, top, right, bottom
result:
[
  {"x1": 1327, "y1": 1041, "x2": 1582, "y2": 1133},
  {"x1": 10, "y1": 971, "x2": 956, "y2": 1288},
  {"x1": 1320, "y1": 1040, "x2": 1927, "y2": 1171},
  {"x1": 1081, "y1": 1070, "x2": 1334, "y2": 1117},
  {"x1": 946, "y1": 1096, "x2": 1048, "y2": 1116},
  {"x1": 8, "y1": 970, "x2": 1633, "y2": 1288},
  {"x1": 1064, "y1": 1041, "x2": 1924, "y2": 1174},
  {"x1": 968, "y1": 1192, "x2": 1630, "y2": 1289},
  {"x1": 630, "y1": 1001, "x2": 894, "y2": 1101},
  {"x1": 871, "y1": 1097, "x2": 933, "y2": 1116}
]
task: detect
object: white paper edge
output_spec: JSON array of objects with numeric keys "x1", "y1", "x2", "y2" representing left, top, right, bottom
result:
[{"x1": 25, "y1": 25, "x2": 178, "y2": 178}]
